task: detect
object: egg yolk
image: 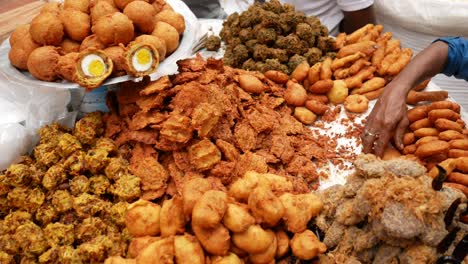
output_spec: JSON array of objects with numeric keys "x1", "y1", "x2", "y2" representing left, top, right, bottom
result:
[
  {"x1": 136, "y1": 49, "x2": 151, "y2": 65},
  {"x1": 88, "y1": 59, "x2": 105, "y2": 77}
]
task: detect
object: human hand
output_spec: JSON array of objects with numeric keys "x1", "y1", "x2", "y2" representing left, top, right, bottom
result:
[{"x1": 361, "y1": 84, "x2": 409, "y2": 157}]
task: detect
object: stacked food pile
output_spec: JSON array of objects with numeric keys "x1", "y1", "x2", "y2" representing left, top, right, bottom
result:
[
  {"x1": 0, "y1": 113, "x2": 140, "y2": 263},
  {"x1": 8, "y1": 0, "x2": 185, "y2": 88}
]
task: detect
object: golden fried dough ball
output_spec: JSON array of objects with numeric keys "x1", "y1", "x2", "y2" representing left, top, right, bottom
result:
[
  {"x1": 9, "y1": 24, "x2": 30, "y2": 47},
  {"x1": 30, "y1": 12, "x2": 64, "y2": 45},
  {"x1": 27, "y1": 46, "x2": 60, "y2": 81},
  {"x1": 182, "y1": 176, "x2": 212, "y2": 220},
  {"x1": 56, "y1": 52, "x2": 80, "y2": 81},
  {"x1": 192, "y1": 190, "x2": 228, "y2": 228},
  {"x1": 59, "y1": 9, "x2": 91, "y2": 42},
  {"x1": 128, "y1": 236, "x2": 160, "y2": 258},
  {"x1": 136, "y1": 237, "x2": 175, "y2": 264},
  {"x1": 152, "y1": 21, "x2": 179, "y2": 54},
  {"x1": 160, "y1": 196, "x2": 186, "y2": 237},
  {"x1": 248, "y1": 185, "x2": 285, "y2": 226},
  {"x1": 154, "y1": 10, "x2": 185, "y2": 34},
  {"x1": 104, "y1": 45, "x2": 126, "y2": 76},
  {"x1": 90, "y1": 0, "x2": 118, "y2": 24},
  {"x1": 123, "y1": 1, "x2": 156, "y2": 33},
  {"x1": 8, "y1": 32, "x2": 39, "y2": 70},
  {"x1": 279, "y1": 193, "x2": 323, "y2": 233},
  {"x1": 134, "y1": 34, "x2": 167, "y2": 61},
  {"x1": 223, "y1": 203, "x2": 255, "y2": 233},
  {"x1": 40, "y1": 2, "x2": 62, "y2": 14},
  {"x1": 275, "y1": 230, "x2": 289, "y2": 258},
  {"x1": 80, "y1": 34, "x2": 106, "y2": 51},
  {"x1": 64, "y1": 0, "x2": 90, "y2": 13},
  {"x1": 151, "y1": 0, "x2": 166, "y2": 12},
  {"x1": 60, "y1": 38, "x2": 81, "y2": 54},
  {"x1": 291, "y1": 230, "x2": 327, "y2": 260},
  {"x1": 92, "y1": 12, "x2": 134, "y2": 46},
  {"x1": 114, "y1": 0, "x2": 149, "y2": 10},
  {"x1": 90, "y1": 0, "x2": 116, "y2": 8},
  {"x1": 232, "y1": 225, "x2": 274, "y2": 254},
  {"x1": 192, "y1": 222, "x2": 230, "y2": 256},
  {"x1": 249, "y1": 233, "x2": 277, "y2": 264},
  {"x1": 125, "y1": 199, "x2": 161, "y2": 237},
  {"x1": 174, "y1": 234, "x2": 205, "y2": 264},
  {"x1": 211, "y1": 253, "x2": 243, "y2": 264}
]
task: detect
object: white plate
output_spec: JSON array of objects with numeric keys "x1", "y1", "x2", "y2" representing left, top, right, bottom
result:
[{"x1": 0, "y1": 0, "x2": 198, "y2": 89}]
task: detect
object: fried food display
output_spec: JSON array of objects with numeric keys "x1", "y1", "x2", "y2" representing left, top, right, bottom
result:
[
  {"x1": 0, "y1": 113, "x2": 141, "y2": 262},
  {"x1": 316, "y1": 154, "x2": 467, "y2": 262},
  {"x1": 220, "y1": 0, "x2": 334, "y2": 73},
  {"x1": 27, "y1": 46, "x2": 61, "y2": 81},
  {"x1": 74, "y1": 49, "x2": 114, "y2": 89},
  {"x1": 8, "y1": 0, "x2": 185, "y2": 88}
]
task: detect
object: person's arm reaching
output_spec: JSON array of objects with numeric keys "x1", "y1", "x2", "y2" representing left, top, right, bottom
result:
[
  {"x1": 337, "y1": 0, "x2": 375, "y2": 34},
  {"x1": 362, "y1": 37, "x2": 468, "y2": 157}
]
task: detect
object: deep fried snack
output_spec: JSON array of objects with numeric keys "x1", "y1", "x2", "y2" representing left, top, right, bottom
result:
[
  {"x1": 64, "y1": 0, "x2": 90, "y2": 13},
  {"x1": 334, "y1": 32, "x2": 346, "y2": 49},
  {"x1": 409, "y1": 118, "x2": 432, "y2": 131},
  {"x1": 152, "y1": 21, "x2": 179, "y2": 54},
  {"x1": 415, "y1": 140, "x2": 449, "y2": 158},
  {"x1": 456, "y1": 157, "x2": 468, "y2": 173},
  {"x1": 103, "y1": 45, "x2": 126, "y2": 76},
  {"x1": 192, "y1": 190, "x2": 227, "y2": 228},
  {"x1": 378, "y1": 49, "x2": 400, "y2": 76},
  {"x1": 439, "y1": 130, "x2": 465, "y2": 141},
  {"x1": 284, "y1": 81, "x2": 308, "y2": 106},
  {"x1": 124, "y1": 42, "x2": 160, "y2": 77},
  {"x1": 331, "y1": 52, "x2": 363, "y2": 71},
  {"x1": 128, "y1": 236, "x2": 160, "y2": 258},
  {"x1": 349, "y1": 58, "x2": 371, "y2": 76},
  {"x1": 188, "y1": 139, "x2": 222, "y2": 171},
  {"x1": 9, "y1": 24, "x2": 31, "y2": 47},
  {"x1": 371, "y1": 33, "x2": 391, "y2": 66},
  {"x1": 223, "y1": 203, "x2": 255, "y2": 233},
  {"x1": 428, "y1": 158, "x2": 457, "y2": 178},
  {"x1": 415, "y1": 136, "x2": 439, "y2": 147},
  {"x1": 362, "y1": 87, "x2": 384, "y2": 100},
  {"x1": 275, "y1": 230, "x2": 289, "y2": 258},
  {"x1": 90, "y1": 0, "x2": 118, "y2": 24},
  {"x1": 333, "y1": 67, "x2": 350, "y2": 80},
  {"x1": 291, "y1": 230, "x2": 327, "y2": 260},
  {"x1": 104, "y1": 256, "x2": 136, "y2": 264},
  {"x1": 232, "y1": 225, "x2": 274, "y2": 254},
  {"x1": 92, "y1": 12, "x2": 134, "y2": 46},
  {"x1": 403, "y1": 144, "x2": 416, "y2": 155},
  {"x1": 229, "y1": 171, "x2": 293, "y2": 202},
  {"x1": 346, "y1": 24, "x2": 373, "y2": 44},
  {"x1": 264, "y1": 70, "x2": 289, "y2": 84},
  {"x1": 320, "y1": 57, "x2": 332, "y2": 80},
  {"x1": 211, "y1": 253, "x2": 243, "y2": 264},
  {"x1": 160, "y1": 196, "x2": 186, "y2": 237},
  {"x1": 428, "y1": 109, "x2": 460, "y2": 123},
  {"x1": 448, "y1": 149, "x2": 468, "y2": 158},
  {"x1": 386, "y1": 48, "x2": 413, "y2": 76},
  {"x1": 435, "y1": 118, "x2": 463, "y2": 133},
  {"x1": 123, "y1": 1, "x2": 156, "y2": 33},
  {"x1": 412, "y1": 79, "x2": 431, "y2": 91},
  {"x1": 449, "y1": 139, "x2": 468, "y2": 150},
  {"x1": 351, "y1": 77, "x2": 385, "y2": 95},
  {"x1": 80, "y1": 34, "x2": 106, "y2": 51},
  {"x1": 238, "y1": 74, "x2": 266, "y2": 94},
  {"x1": 444, "y1": 182, "x2": 468, "y2": 196},
  {"x1": 294, "y1": 107, "x2": 317, "y2": 125},
  {"x1": 291, "y1": 62, "x2": 310, "y2": 82},
  {"x1": 305, "y1": 100, "x2": 329, "y2": 115},
  {"x1": 59, "y1": 9, "x2": 91, "y2": 42},
  {"x1": 337, "y1": 40, "x2": 376, "y2": 58},
  {"x1": 403, "y1": 133, "x2": 415, "y2": 145},
  {"x1": 382, "y1": 144, "x2": 402, "y2": 160},
  {"x1": 414, "y1": 128, "x2": 439, "y2": 138},
  {"x1": 279, "y1": 193, "x2": 322, "y2": 233},
  {"x1": 174, "y1": 234, "x2": 205, "y2": 264},
  {"x1": 136, "y1": 237, "x2": 175, "y2": 264},
  {"x1": 249, "y1": 233, "x2": 277, "y2": 264},
  {"x1": 407, "y1": 105, "x2": 428, "y2": 123},
  {"x1": 344, "y1": 94, "x2": 369, "y2": 113},
  {"x1": 40, "y1": 2, "x2": 61, "y2": 14},
  {"x1": 182, "y1": 177, "x2": 212, "y2": 219},
  {"x1": 30, "y1": 12, "x2": 64, "y2": 45},
  {"x1": 125, "y1": 199, "x2": 161, "y2": 237},
  {"x1": 248, "y1": 186, "x2": 284, "y2": 226},
  {"x1": 135, "y1": 34, "x2": 167, "y2": 61},
  {"x1": 307, "y1": 94, "x2": 329, "y2": 104},
  {"x1": 406, "y1": 90, "x2": 449, "y2": 105},
  {"x1": 60, "y1": 38, "x2": 81, "y2": 54},
  {"x1": 154, "y1": 9, "x2": 185, "y2": 34},
  {"x1": 27, "y1": 46, "x2": 60, "y2": 81},
  {"x1": 385, "y1": 39, "x2": 401, "y2": 55},
  {"x1": 447, "y1": 172, "x2": 468, "y2": 186},
  {"x1": 345, "y1": 66, "x2": 375, "y2": 89},
  {"x1": 309, "y1": 79, "x2": 333, "y2": 94},
  {"x1": 75, "y1": 49, "x2": 113, "y2": 89},
  {"x1": 428, "y1": 100, "x2": 461, "y2": 113},
  {"x1": 192, "y1": 222, "x2": 230, "y2": 256},
  {"x1": 327, "y1": 80, "x2": 349, "y2": 104},
  {"x1": 308, "y1": 62, "x2": 321, "y2": 84},
  {"x1": 56, "y1": 52, "x2": 80, "y2": 81}
]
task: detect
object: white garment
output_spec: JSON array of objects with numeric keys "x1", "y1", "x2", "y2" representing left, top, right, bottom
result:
[{"x1": 219, "y1": 0, "x2": 374, "y2": 35}]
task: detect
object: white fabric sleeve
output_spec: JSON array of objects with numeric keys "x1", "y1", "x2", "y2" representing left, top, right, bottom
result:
[{"x1": 336, "y1": 0, "x2": 374, "y2": 12}]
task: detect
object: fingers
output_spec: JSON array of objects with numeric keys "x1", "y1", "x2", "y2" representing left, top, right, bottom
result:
[
  {"x1": 394, "y1": 115, "x2": 409, "y2": 151},
  {"x1": 361, "y1": 127, "x2": 377, "y2": 154},
  {"x1": 373, "y1": 131, "x2": 391, "y2": 157}
]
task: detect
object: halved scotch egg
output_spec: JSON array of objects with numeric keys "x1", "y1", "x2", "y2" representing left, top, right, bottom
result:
[
  {"x1": 124, "y1": 42, "x2": 159, "y2": 77},
  {"x1": 75, "y1": 49, "x2": 113, "y2": 90}
]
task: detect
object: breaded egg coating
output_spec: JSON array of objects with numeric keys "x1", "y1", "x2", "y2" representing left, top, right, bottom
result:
[
  {"x1": 30, "y1": 12, "x2": 64, "y2": 45},
  {"x1": 92, "y1": 12, "x2": 134, "y2": 46},
  {"x1": 123, "y1": 1, "x2": 156, "y2": 33},
  {"x1": 90, "y1": 0, "x2": 118, "y2": 24},
  {"x1": 27, "y1": 46, "x2": 60, "y2": 81},
  {"x1": 59, "y1": 9, "x2": 91, "y2": 42},
  {"x1": 134, "y1": 34, "x2": 166, "y2": 61},
  {"x1": 80, "y1": 34, "x2": 106, "y2": 51},
  {"x1": 152, "y1": 21, "x2": 179, "y2": 54},
  {"x1": 60, "y1": 38, "x2": 81, "y2": 54},
  {"x1": 104, "y1": 45, "x2": 127, "y2": 76},
  {"x1": 64, "y1": 0, "x2": 90, "y2": 14},
  {"x1": 154, "y1": 9, "x2": 185, "y2": 34},
  {"x1": 8, "y1": 32, "x2": 40, "y2": 70}
]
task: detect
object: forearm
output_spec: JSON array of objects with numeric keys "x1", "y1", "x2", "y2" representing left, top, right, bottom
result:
[
  {"x1": 389, "y1": 41, "x2": 449, "y2": 96},
  {"x1": 340, "y1": 5, "x2": 375, "y2": 34}
]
